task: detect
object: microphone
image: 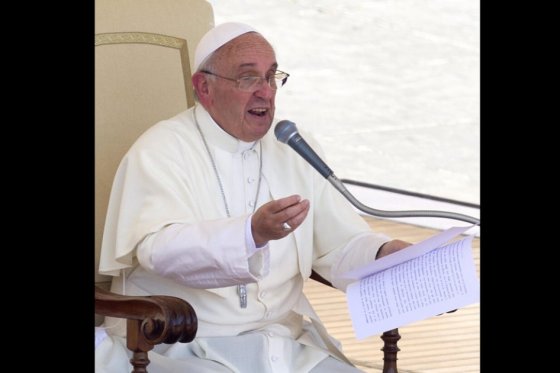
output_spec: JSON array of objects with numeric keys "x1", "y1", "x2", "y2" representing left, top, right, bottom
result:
[
  {"x1": 274, "y1": 120, "x2": 480, "y2": 225},
  {"x1": 274, "y1": 120, "x2": 333, "y2": 178}
]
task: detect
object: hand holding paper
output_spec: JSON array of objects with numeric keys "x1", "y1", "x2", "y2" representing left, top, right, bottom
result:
[{"x1": 342, "y1": 225, "x2": 480, "y2": 339}]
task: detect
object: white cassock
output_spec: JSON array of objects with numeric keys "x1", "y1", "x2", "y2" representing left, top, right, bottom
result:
[{"x1": 95, "y1": 104, "x2": 391, "y2": 372}]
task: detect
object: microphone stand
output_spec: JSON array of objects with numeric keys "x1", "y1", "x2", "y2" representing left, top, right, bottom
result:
[{"x1": 327, "y1": 174, "x2": 480, "y2": 225}]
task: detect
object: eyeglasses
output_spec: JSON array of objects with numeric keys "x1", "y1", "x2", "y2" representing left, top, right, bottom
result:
[{"x1": 201, "y1": 70, "x2": 290, "y2": 92}]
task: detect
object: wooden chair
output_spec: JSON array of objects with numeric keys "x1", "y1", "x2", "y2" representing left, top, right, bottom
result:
[{"x1": 94, "y1": 1, "x2": 402, "y2": 372}]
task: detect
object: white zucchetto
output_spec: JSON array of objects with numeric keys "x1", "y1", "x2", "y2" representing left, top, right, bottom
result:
[{"x1": 194, "y1": 22, "x2": 258, "y2": 72}]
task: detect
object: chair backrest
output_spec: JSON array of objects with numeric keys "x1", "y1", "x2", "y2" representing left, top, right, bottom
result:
[{"x1": 95, "y1": 0, "x2": 214, "y2": 292}]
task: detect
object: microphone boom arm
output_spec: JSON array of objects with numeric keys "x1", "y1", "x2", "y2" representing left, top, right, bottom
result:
[{"x1": 327, "y1": 174, "x2": 480, "y2": 225}]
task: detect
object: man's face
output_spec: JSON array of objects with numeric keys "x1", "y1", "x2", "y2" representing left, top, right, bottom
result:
[{"x1": 203, "y1": 33, "x2": 278, "y2": 142}]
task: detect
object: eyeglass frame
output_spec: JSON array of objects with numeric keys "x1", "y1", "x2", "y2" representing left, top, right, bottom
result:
[{"x1": 200, "y1": 70, "x2": 290, "y2": 91}]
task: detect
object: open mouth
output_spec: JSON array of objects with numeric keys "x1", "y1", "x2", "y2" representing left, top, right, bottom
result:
[{"x1": 248, "y1": 108, "x2": 268, "y2": 117}]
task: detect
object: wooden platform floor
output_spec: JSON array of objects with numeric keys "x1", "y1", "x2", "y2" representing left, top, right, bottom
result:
[{"x1": 303, "y1": 216, "x2": 480, "y2": 373}]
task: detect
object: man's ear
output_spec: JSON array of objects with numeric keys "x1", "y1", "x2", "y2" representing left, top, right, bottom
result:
[{"x1": 192, "y1": 72, "x2": 210, "y2": 103}]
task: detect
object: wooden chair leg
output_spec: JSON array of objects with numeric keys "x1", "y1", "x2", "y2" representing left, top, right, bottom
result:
[
  {"x1": 127, "y1": 319, "x2": 154, "y2": 373},
  {"x1": 130, "y1": 351, "x2": 150, "y2": 373},
  {"x1": 381, "y1": 328, "x2": 401, "y2": 373}
]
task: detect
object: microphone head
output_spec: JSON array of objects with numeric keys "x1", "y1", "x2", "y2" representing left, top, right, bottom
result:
[{"x1": 274, "y1": 120, "x2": 298, "y2": 144}]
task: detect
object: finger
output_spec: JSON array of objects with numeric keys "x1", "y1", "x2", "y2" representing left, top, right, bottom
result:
[
  {"x1": 377, "y1": 239, "x2": 412, "y2": 258},
  {"x1": 269, "y1": 195, "x2": 302, "y2": 213},
  {"x1": 277, "y1": 198, "x2": 309, "y2": 220},
  {"x1": 283, "y1": 200, "x2": 310, "y2": 228}
]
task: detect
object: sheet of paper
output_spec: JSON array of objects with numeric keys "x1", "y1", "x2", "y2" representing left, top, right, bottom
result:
[
  {"x1": 340, "y1": 224, "x2": 476, "y2": 281},
  {"x1": 346, "y1": 235, "x2": 479, "y2": 339}
]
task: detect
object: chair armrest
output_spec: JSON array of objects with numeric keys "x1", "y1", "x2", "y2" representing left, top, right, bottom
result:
[{"x1": 95, "y1": 285, "x2": 197, "y2": 345}]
